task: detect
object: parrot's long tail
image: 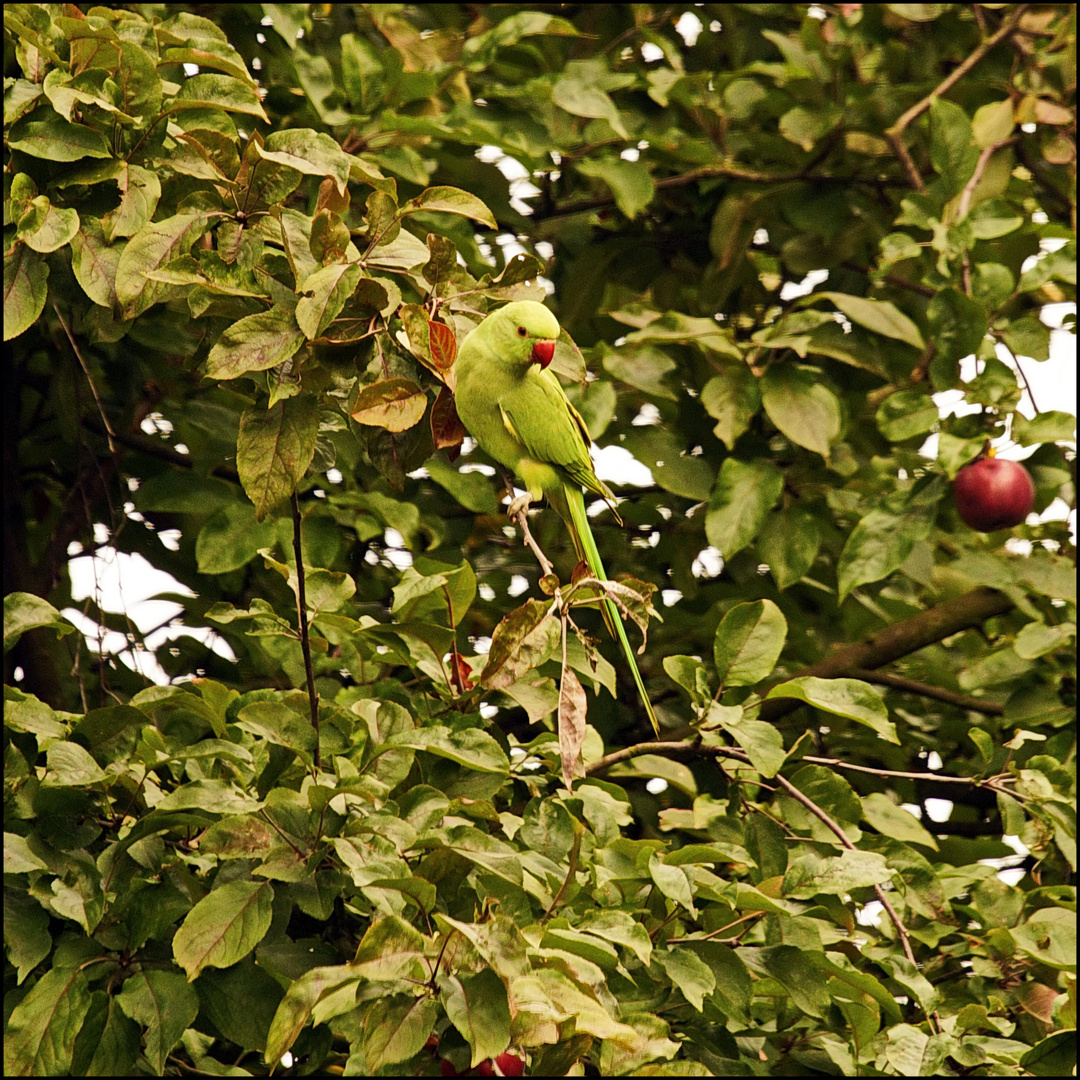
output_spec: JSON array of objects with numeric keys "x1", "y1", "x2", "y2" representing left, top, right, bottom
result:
[{"x1": 563, "y1": 484, "x2": 659, "y2": 736}]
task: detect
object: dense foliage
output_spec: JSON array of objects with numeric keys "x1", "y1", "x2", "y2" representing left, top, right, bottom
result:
[{"x1": 4, "y1": 3, "x2": 1076, "y2": 1076}]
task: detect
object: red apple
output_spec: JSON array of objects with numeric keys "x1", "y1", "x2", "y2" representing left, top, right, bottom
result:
[
  {"x1": 953, "y1": 456, "x2": 1035, "y2": 531},
  {"x1": 475, "y1": 1052, "x2": 525, "y2": 1076}
]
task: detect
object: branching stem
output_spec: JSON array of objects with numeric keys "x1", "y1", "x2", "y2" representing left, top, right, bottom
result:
[{"x1": 291, "y1": 492, "x2": 320, "y2": 768}]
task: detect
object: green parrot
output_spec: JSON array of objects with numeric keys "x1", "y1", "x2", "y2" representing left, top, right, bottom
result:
[{"x1": 454, "y1": 300, "x2": 659, "y2": 735}]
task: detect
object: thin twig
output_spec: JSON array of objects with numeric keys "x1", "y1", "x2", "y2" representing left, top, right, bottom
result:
[
  {"x1": 513, "y1": 505, "x2": 555, "y2": 578},
  {"x1": 541, "y1": 815, "x2": 583, "y2": 923},
  {"x1": 53, "y1": 300, "x2": 116, "y2": 452},
  {"x1": 884, "y1": 5, "x2": 1030, "y2": 191},
  {"x1": 766, "y1": 768, "x2": 933, "y2": 1030},
  {"x1": 850, "y1": 668, "x2": 1005, "y2": 715},
  {"x1": 291, "y1": 492, "x2": 320, "y2": 768}
]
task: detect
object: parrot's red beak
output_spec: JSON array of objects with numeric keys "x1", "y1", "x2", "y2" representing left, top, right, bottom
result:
[{"x1": 531, "y1": 339, "x2": 556, "y2": 369}]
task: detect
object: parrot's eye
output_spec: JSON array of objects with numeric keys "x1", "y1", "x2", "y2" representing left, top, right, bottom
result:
[{"x1": 517, "y1": 326, "x2": 527, "y2": 337}]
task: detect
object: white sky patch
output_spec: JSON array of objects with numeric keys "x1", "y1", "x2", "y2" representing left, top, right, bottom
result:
[
  {"x1": 478, "y1": 584, "x2": 496, "y2": 601},
  {"x1": 856, "y1": 901, "x2": 883, "y2": 927},
  {"x1": 780, "y1": 268, "x2": 829, "y2": 300},
  {"x1": 693, "y1": 547, "x2": 724, "y2": 578},
  {"x1": 593, "y1": 444, "x2": 654, "y2": 487},
  {"x1": 640, "y1": 42, "x2": 665, "y2": 62},
  {"x1": 64, "y1": 548, "x2": 234, "y2": 685},
  {"x1": 508, "y1": 574, "x2": 530, "y2": 597},
  {"x1": 923, "y1": 798, "x2": 953, "y2": 822},
  {"x1": 632, "y1": 403, "x2": 662, "y2": 426},
  {"x1": 496, "y1": 232, "x2": 528, "y2": 260},
  {"x1": 646, "y1": 778, "x2": 669, "y2": 794},
  {"x1": 675, "y1": 11, "x2": 703, "y2": 46}
]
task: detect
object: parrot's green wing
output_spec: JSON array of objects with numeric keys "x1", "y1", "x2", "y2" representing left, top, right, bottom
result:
[{"x1": 499, "y1": 368, "x2": 617, "y2": 508}]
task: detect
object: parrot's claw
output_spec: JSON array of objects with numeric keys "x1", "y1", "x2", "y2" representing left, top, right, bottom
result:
[{"x1": 507, "y1": 493, "x2": 533, "y2": 519}]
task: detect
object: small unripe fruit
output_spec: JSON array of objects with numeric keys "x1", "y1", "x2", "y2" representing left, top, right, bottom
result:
[{"x1": 953, "y1": 455, "x2": 1035, "y2": 531}]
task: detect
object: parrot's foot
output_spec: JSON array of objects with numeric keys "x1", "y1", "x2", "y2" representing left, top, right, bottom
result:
[{"x1": 507, "y1": 492, "x2": 533, "y2": 519}]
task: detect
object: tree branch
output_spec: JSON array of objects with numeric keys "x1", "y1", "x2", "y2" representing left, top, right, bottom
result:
[
  {"x1": 850, "y1": 668, "x2": 1005, "y2": 715},
  {"x1": 885, "y1": 5, "x2": 1030, "y2": 191},
  {"x1": 758, "y1": 587, "x2": 1014, "y2": 723}
]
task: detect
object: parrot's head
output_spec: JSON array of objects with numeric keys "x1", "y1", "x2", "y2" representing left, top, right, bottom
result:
[{"x1": 494, "y1": 301, "x2": 560, "y2": 371}]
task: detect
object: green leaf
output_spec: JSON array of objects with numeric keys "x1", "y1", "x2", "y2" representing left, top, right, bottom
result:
[
  {"x1": 761, "y1": 365, "x2": 841, "y2": 459},
  {"x1": 758, "y1": 507, "x2": 821, "y2": 591},
  {"x1": 169, "y1": 73, "x2": 269, "y2": 121},
  {"x1": 115, "y1": 212, "x2": 215, "y2": 318},
  {"x1": 17, "y1": 196, "x2": 79, "y2": 253},
  {"x1": 971, "y1": 99, "x2": 1015, "y2": 149},
  {"x1": 1000, "y1": 316, "x2": 1052, "y2": 362},
  {"x1": 1013, "y1": 410, "x2": 1077, "y2": 446},
  {"x1": 296, "y1": 262, "x2": 363, "y2": 340},
  {"x1": 929, "y1": 96, "x2": 979, "y2": 196},
  {"x1": 552, "y1": 74, "x2": 628, "y2": 139},
  {"x1": 1011, "y1": 907, "x2": 1075, "y2": 969},
  {"x1": 45, "y1": 743, "x2": 108, "y2": 786},
  {"x1": 767, "y1": 677, "x2": 899, "y2": 743},
  {"x1": 7, "y1": 114, "x2": 111, "y2": 161},
  {"x1": 424, "y1": 456, "x2": 499, "y2": 515},
  {"x1": 782, "y1": 849, "x2": 895, "y2": 897},
  {"x1": 927, "y1": 289, "x2": 988, "y2": 386},
  {"x1": 705, "y1": 459, "x2": 785, "y2": 559},
  {"x1": 707, "y1": 705, "x2": 789, "y2": 778},
  {"x1": 173, "y1": 879, "x2": 275, "y2": 980},
  {"x1": 443, "y1": 969, "x2": 511, "y2": 1067},
  {"x1": 116, "y1": 970, "x2": 199, "y2": 1076},
  {"x1": 805, "y1": 292, "x2": 925, "y2": 350},
  {"x1": 102, "y1": 165, "x2": 161, "y2": 242},
  {"x1": 3, "y1": 245, "x2": 49, "y2": 341},
  {"x1": 443, "y1": 826, "x2": 522, "y2": 886},
  {"x1": 601, "y1": 344, "x2": 678, "y2": 400},
  {"x1": 205, "y1": 304, "x2": 306, "y2": 380},
  {"x1": 649, "y1": 852, "x2": 696, "y2": 915},
  {"x1": 4, "y1": 592, "x2": 74, "y2": 651},
  {"x1": 350, "y1": 378, "x2": 428, "y2": 433},
  {"x1": 655, "y1": 947, "x2": 716, "y2": 1011},
  {"x1": 714, "y1": 600, "x2": 787, "y2": 688},
  {"x1": 237, "y1": 396, "x2": 319, "y2": 520},
  {"x1": 402, "y1": 186, "x2": 496, "y2": 229},
  {"x1": 578, "y1": 156, "x2": 655, "y2": 219},
  {"x1": 862, "y1": 792, "x2": 939, "y2": 850},
  {"x1": 620, "y1": 428, "x2": 714, "y2": 500},
  {"x1": 362, "y1": 993, "x2": 438, "y2": 1071},
  {"x1": 257, "y1": 129, "x2": 352, "y2": 194},
  {"x1": 386, "y1": 727, "x2": 510, "y2": 774},
  {"x1": 837, "y1": 494, "x2": 937, "y2": 601},
  {"x1": 701, "y1": 363, "x2": 760, "y2": 450},
  {"x1": 196, "y1": 505, "x2": 278, "y2": 575},
  {"x1": 4, "y1": 967, "x2": 92, "y2": 1077},
  {"x1": 876, "y1": 389, "x2": 940, "y2": 442},
  {"x1": 1013, "y1": 620, "x2": 1075, "y2": 660}
]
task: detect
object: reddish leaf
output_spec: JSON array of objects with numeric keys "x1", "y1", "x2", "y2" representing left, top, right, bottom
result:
[
  {"x1": 449, "y1": 648, "x2": 473, "y2": 695},
  {"x1": 428, "y1": 319, "x2": 458, "y2": 370},
  {"x1": 431, "y1": 385, "x2": 466, "y2": 460}
]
